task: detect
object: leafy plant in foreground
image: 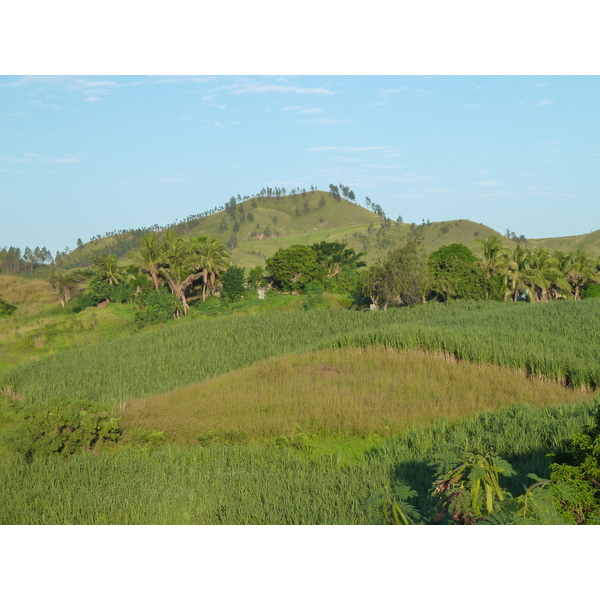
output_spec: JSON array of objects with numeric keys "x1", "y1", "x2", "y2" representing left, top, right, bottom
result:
[
  {"x1": 376, "y1": 405, "x2": 600, "y2": 525},
  {"x1": 429, "y1": 445, "x2": 516, "y2": 524}
]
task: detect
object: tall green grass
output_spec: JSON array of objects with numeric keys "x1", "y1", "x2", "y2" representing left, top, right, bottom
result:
[
  {"x1": 0, "y1": 401, "x2": 594, "y2": 524},
  {"x1": 3, "y1": 299, "x2": 600, "y2": 410},
  {"x1": 0, "y1": 299, "x2": 600, "y2": 408}
]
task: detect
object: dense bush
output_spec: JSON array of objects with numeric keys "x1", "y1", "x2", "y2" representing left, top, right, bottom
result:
[
  {"x1": 134, "y1": 289, "x2": 181, "y2": 327},
  {"x1": 582, "y1": 284, "x2": 600, "y2": 299},
  {"x1": 428, "y1": 243, "x2": 489, "y2": 301},
  {"x1": 220, "y1": 266, "x2": 246, "y2": 301},
  {"x1": 11, "y1": 404, "x2": 122, "y2": 461},
  {"x1": 0, "y1": 297, "x2": 17, "y2": 317},
  {"x1": 67, "y1": 294, "x2": 97, "y2": 313},
  {"x1": 303, "y1": 281, "x2": 328, "y2": 310}
]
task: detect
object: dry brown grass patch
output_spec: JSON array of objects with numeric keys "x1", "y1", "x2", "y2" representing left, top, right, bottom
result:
[{"x1": 120, "y1": 347, "x2": 595, "y2": 445}]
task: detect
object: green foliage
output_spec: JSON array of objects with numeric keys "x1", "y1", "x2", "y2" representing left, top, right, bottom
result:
[
  {"x1": 429, "y1": 243, "x2": 489, "y2": 301},
  {"x1": 430, "y1": 243, "x2": 478, "y2": 265},
  {"x1": 220, "y1": 266, "x2": 246, "y2": 301},
  {"x1": 310, "y1": 241, "x2": 366, "y2": 279},
  {"x1": 325, "y1": 267, "x2": 361, "y2": 294},
  {"x1": 265, "y1": 244, "x2": 325, "y2": 292},
  {"x1": 67, "y1": 293, "x2": 97, "y2": 313},
  {"x1": 134, "y1": 289, "x2": 181, "y2": 327},
  {"x1": 0, "y1": 400, "x2": 595, "y2": 524},
  {"x1": 0, "y1": 297, "x2": 17, "y2": 317},
  {"x1": 303, "y1": 281, "x2": 328, "y2": 310},
  {"x1": 110, "y1": 281, "x2": 135, "y2": 304},
  {"x1": 374, "y1": 401, "x2": 600, "y2": 525},
  {"x1": 4, "y1": 299, "x2": 600, "y2": 411},
  {"x1": 365, "y1": 484, "x2": 424, "y2": 525},
  {"x1": 429, "y1": 444, "x2": 516, "y2": 523},
  {"x1": 360, "y1": 233, "x2": 429, "y2": 309},
  {"x1": 11, "y1": 404, "x2": 122, "y2": 460},
  {"x1": 549, "y1": 398, "x2": 600, "y2": 523},
  {"x1": 48, "y1": 269, "x2": 87, "y2": 308},
  {"x1": 129, "y1": 429, "x2": 167, "y2": 447},
  {"x1": 247, "y1": 265, "x2": 264, "y2": 291},
  {"x1": 87, "y1": 274, "x2": 112, "y2": 303},
  {"x1": 582, "y1": 283, "x2": 600, "y2": 298}
]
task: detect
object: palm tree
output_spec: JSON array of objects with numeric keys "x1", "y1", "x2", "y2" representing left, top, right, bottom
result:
[
  {"x1": 523, "y1": 247, "x2": 570, "y2": 302},
  {"x1": 476, "y1": 236, "x2": 505, "y2": 299},
  {"x1": 496, "y1": 244, "x2": 530, "y2": 302},
  {"x1": 92, "y1": 253, "x2": 125, "y2": 286},
  {"x1": 130, "y1": 233, "x2": 165, "y2": 291},
  {"x1": 159, "y1": 232, "x2": 199, "y2": 316},
  {"x1": 565, "y1": 250, "x2": 597, "y2": 300},
  {"x1": 193, "y1": 238, "x2": 233, "y2": 301},
  {"x1": 476, "y1": 236, "x2": 504, "y2": 279}
]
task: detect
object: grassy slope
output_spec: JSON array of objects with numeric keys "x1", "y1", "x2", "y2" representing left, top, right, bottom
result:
[
  {"x1": 62, "y1": 191, "x2": 520, "y2": 270},
  {"x1": 61, "y1": 189, "x2": 600, "y2": 273},
  {"x1": 526, "y1": 228, "x2": 600, "y2": 257},
  {"x1": 120, "y1": 346, "x2": 594, "y2": 445},
  {"x1": 0, "y1": 275, "x2": 138, "y2": 374},
  {"x1": 4, "y1": 299, "x2": 600, "y2": 411}
]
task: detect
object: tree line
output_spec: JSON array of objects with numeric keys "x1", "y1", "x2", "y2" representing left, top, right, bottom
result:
[{"x1": 261, "y1": 234, "x2": 600, "y2": 310}]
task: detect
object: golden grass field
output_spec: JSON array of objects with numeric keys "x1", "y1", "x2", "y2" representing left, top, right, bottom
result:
[{"x1": 121, "y1": 346, "x2": 595, "y2": 444}]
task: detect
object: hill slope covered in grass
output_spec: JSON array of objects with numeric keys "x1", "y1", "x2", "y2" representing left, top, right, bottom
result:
[
  {"x1": 3, "y1": 299, "x2": 599, "y2": 412},
  {"x1": 60, "y1": 190, "x2": 535, "y2": 270}
]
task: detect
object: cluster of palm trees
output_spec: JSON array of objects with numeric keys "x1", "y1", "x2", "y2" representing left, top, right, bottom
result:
[
  {"x1": 130, "y1": 232, "x2": 232, "y2": 316},
  {"x1": 477, "y1": 236, "x2": 599, "y2": 302}
]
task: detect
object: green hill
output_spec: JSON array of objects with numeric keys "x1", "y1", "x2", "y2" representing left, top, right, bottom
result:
[
  {"x1": 60, "y1": 190, "x2": 599, "y2": 271},
  {"x1": 525, "y1": 229, "x2": 600, "y2": 257}
]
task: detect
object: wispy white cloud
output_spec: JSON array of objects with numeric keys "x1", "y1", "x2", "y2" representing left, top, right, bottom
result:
[
  {"x1": 5, "y1": 75, "x2": 120, "y2": 103},
  {"x1": 0, "y1": 155, "x2": 27, "y2": 163},
  {"x1": 463, "y1": 103, "x2": 479, "y2": 108},
  {"x1": 283, "y1": 106, "x2": 324, "y2": 114},
  {"x1": 315, "y1": 118, "x2": 348, "y2": 124},
  {"x1": 50, "y1": 157, "x2": 78, "y2": 163},
  {"x1": 473, "y1": 180, "x2": 500, "y2": 186},
  {"x1": 382, "y1": 86, "x2": 432, "y2": 97},
  {"x1": 214, "y1": 121, "x2": 225, "y2": 128},
  {"x1": 533, "y1": 99, "x2": 553, "y2": 106},
  {"x1": 230, "y1": 83, "x2": 336, "y2": 95},
  {"x1": 85, "y1": 81, "x2": 119, "y2": 89},
  {"x1": 150, "y1": 76, "x2": 211, "y2": 85},
  {"x1": 308, "y1": 146, "x2": 396, "y2": 152},
  {"x1": 382, "y1": 87, "x2": 409, "y2": 95}
]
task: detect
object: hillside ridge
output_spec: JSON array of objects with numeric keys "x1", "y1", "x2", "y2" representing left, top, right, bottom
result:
[{"x1": 60, "y1": 191, "x2": 600, "y2": 270}]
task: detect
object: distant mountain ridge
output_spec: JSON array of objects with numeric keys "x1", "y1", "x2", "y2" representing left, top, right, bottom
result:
[{"x1": 61, "y1": 191, "x2": 600, "y2": 270}]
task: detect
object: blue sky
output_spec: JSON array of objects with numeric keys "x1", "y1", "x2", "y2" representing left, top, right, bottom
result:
[{"x1": 1, "y1": 74, "x2": 599, "y2": 254}]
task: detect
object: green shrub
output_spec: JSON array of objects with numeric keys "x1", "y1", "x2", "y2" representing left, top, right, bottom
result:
[
  {"x1": 134, "y1": 289, "x2": 181, "y2": 327},
  {"x1": 0, "y1": 298, "x2": 17, "y2": 317},
  {"x1": 221, "y1": 266, "x2": 246, "y2": 302},
  {"x1": 110, "y1": 282, "x2": 134, "y2": 304},
  {"x1": 11, "y1": 404, "x2": 122, "y2": 461},
  {"x1": 582, "y1": 284, "x2": 600, "y2": 299},
  {"x1": 87, "y1": 275, "x2": 112, "y2": 303},
  {"x1": 67, "y1": 294, "x2": 97, "y2": 313},
  {"x1": 303, "y1": 281, "x2": 329, "y2": 310}
]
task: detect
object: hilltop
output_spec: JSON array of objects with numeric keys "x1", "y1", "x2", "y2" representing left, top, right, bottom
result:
[{"x1": 59, "y1": 190, "x2": 600, "y2": 270}]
